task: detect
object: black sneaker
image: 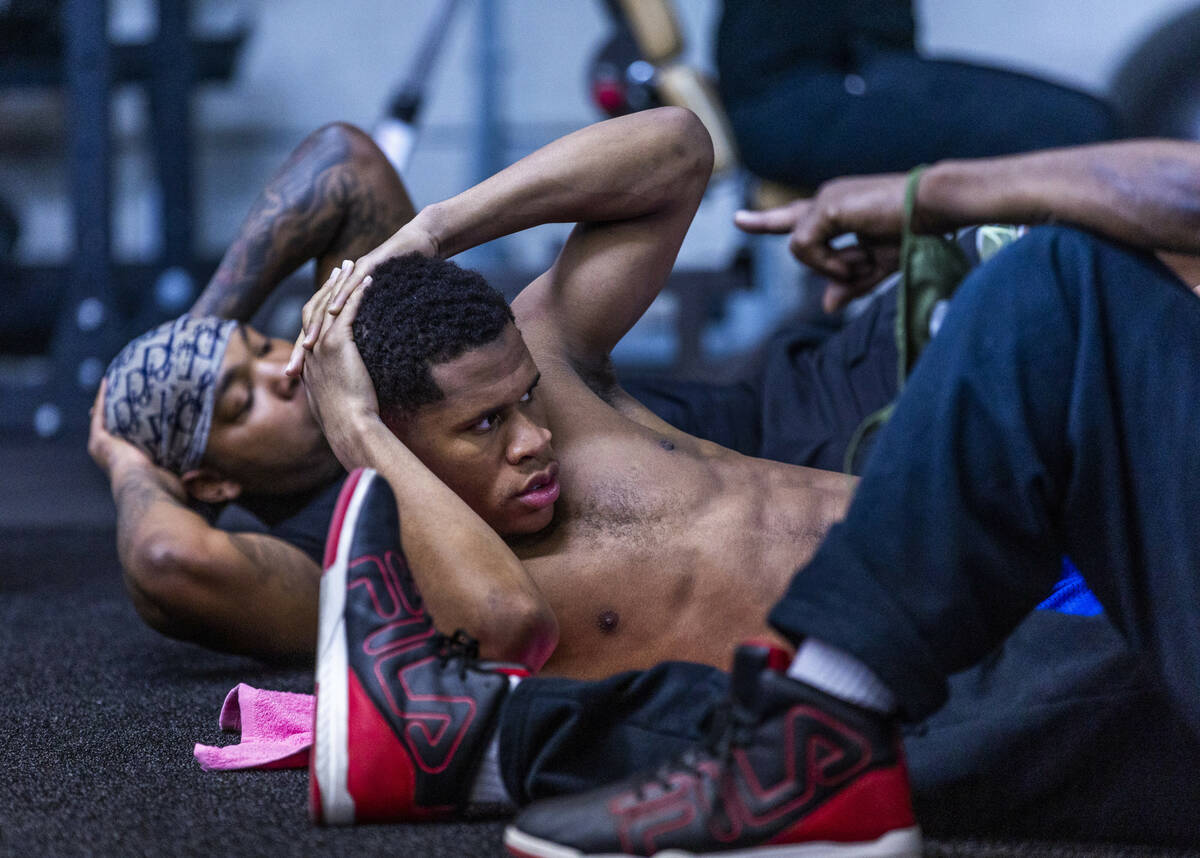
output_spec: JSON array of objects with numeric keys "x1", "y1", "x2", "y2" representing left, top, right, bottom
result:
[
  {"x1": 504, "y1": 642, "x2": 920, "y2": 857},
  {"x1": 309, "y1": 468, "x2": 528, "y2": 824}
]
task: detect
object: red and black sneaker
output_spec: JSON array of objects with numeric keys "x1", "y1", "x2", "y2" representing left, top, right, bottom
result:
[
  {"x1": 504, "y1": 642, "x2": 920, "y2": 857},
  {"x1": 309, "y1": 468, "x2": 527, "y2": 824}
]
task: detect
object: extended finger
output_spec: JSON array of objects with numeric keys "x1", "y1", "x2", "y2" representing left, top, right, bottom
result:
[
  {"x1": 89, "y1": 379, "x2": 107, "y2": 432},
  {"x1": 288, "y1": 285, "x2": 334, "y2": 377},
  {"x1": 301, "y1": 273, "x2": 344, "y2": 350},
  {"x1": 337, "y1": 272, "x2": 370, "y2": 325},
  {"x1": 324, "y1": 259, "x2": 356, "y2": 317},
  {"x1": 733, "y1": 202, "x2": 805, "y2": 235},
  {"x1": 301, "y1": 265, "x2": 341, "y2": 338},
  {"x1": 285, "y1": 329, "x2": 308, "y2": 377},
  {"x1": 330, "y1": 255, "x2": 375, "y2": 314},
  {"x1": 332, "y1": 274, "x2": 371, "y2": 319},
  {"x1": 320, "y1": 272, "x2": 369, "y2": 347}
]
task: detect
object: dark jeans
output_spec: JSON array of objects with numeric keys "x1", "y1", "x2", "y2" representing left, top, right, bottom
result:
[
  {"x1": 770, "y1": 226, "x2": 1200, "y2": 724},
  {"x1": 724, "y1": 49, "x2": 1121, "y2": 190},
  {"x1": 500, "y1": 227, "x2": 1200, "y2": 845}
]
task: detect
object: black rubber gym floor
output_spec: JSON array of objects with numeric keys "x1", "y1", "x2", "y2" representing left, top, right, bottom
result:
[{"x1": 0, "y1": 435, "x2": 1196, "y2": 857}]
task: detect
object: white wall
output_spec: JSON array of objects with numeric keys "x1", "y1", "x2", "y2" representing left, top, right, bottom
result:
[
  {"x1": 916, "y1": 0, "x2": 1198, "y2": 93},
  {"x1": 2, "y1": 0, "x2": 1195, "y2": 274}
]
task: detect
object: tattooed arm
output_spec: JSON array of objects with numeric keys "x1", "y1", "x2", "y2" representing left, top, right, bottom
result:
[
  {"x1": 89, "y1": 385, "x2": 320, "y2": 661},
  {"x1": 191, "y1": 122, "x2": 417, "y2": 321}
]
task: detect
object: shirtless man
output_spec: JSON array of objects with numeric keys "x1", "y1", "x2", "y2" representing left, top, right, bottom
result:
[
  {"x1": 93, "y1": 109, "x2": 853, "y2": 673},
  {"x1": 289, "y1": 106, "x2": 867, "y2": 679}
]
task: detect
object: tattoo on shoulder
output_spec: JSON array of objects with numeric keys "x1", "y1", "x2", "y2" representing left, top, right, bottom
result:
[{"x1": 194, "y1": 128, "x2": 398, "y2": 320}]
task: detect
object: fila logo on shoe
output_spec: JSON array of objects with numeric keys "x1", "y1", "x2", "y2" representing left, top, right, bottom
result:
[
  {"x1": 348, "y1": 550, "x2": 477, "y2": 773},
  {"x1": 608, "y1": 707, "x2": 871, "y2": 855}
]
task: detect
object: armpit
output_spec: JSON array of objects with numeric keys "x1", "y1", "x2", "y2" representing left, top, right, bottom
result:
[{"x1": 573, "y1": 352, "x2": 621, "y2": 405}]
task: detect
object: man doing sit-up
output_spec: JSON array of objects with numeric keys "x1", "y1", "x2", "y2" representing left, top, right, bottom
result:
[
  {"x1": 96, "y1": 108, "x2": 858, "y2": 677},
  {"x1": 291, "y1": 107, "x2": 866, "y2": 680}
]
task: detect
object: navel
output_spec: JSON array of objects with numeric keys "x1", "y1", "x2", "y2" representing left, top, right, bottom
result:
[
  {"x1": 596, "y1": 609, "x2": 620, "y2": 634},
  {"x1": 658, "y1": 438, "x2": 676, "y2": 451}
]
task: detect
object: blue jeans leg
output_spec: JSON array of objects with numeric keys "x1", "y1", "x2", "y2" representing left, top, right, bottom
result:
[{"x1": 769, "y1": 226, "x2": 1200, "y2": 723}]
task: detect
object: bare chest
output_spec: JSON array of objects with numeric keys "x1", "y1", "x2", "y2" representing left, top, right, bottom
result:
[{"x1": 514, "y1": 435, "x2": 852, "y2": 677}]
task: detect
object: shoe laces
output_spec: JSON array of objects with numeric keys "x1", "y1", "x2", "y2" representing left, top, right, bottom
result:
[
  {"x1": 631, "y1": 700, "x2": 757, "y2": 801},
  {"x1": 436, "y1": 628, "x2": 481, "y2": 680}
]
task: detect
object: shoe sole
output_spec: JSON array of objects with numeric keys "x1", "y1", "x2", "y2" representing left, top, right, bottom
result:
[
  {"x1": 502, "y1": 825, "x2": 922, "y2": 858},
  {"x1": 310, "y1": 468, "x2": 374, "y2": 825}
]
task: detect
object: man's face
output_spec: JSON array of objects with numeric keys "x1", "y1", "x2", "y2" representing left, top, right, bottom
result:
[
  {"x1": 395, "y1": 323, "x2": 559, "y2": 537},
  {"x1": 203, "y1": 324, "x2": 339, "y2": 495}
]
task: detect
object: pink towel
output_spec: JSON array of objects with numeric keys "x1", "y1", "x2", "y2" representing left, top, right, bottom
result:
[{"x1": 193, "y1": 684, "x2": 315, "y2": 771}]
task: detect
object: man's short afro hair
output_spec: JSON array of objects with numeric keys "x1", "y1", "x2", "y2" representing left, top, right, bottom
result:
[{"x1": 352, "y1": 252, "x2": 515, "y2": 416}]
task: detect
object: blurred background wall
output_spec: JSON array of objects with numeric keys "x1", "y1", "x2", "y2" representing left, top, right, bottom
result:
[
  {"x1": 2, "y1": 0, "x2": 1200, "y2": 437},
  {"x1": 5, "y1": 0, "x2": 1198, "y2": 274},
  {"x1": 0, "y1": 0, "x2": 728, "y2": 277}
]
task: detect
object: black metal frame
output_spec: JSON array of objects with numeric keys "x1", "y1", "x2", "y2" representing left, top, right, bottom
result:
[
  {"x1": 0, "y1": 0, "x2": 243, "y2": 438},
  {"x1": 0, "y1": 0, "x2": 117, "y2": 439}
]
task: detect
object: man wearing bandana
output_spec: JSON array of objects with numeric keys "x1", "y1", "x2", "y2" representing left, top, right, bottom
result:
[{"x1": 93, "y1": 313, "x2": 345, "y2": 657}]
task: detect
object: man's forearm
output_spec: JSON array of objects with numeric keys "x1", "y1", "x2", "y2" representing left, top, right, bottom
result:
[
  {"x1": 109, "y1": 459, "x2": 195, "y2": 569},
  {"x1": 192, "y1": 123, "x2": 415, "y2": 320},
  {"x1": 919, "y1": 141, "x2": 1200, "y2": 253},
  {"x1": 106, "y1": 458, "x2": 323, "y2": 661},
  {"x1": 416, "y1": 107, "x2": 712, "y2": 259},
  {"x1": 106, "y1": 457, "x2": 213, "y2": 636},
  {"x1": 304, "y1": 108, "x2": 712, "y2": 370}
]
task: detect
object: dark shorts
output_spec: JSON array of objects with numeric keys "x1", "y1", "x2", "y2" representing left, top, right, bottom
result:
[
  {"x1": 501, "y1": 609, "x2": 1200, "y2": 846},
  {"x1": 623, "y1": 286, "x2": 899, "y2": 474}
]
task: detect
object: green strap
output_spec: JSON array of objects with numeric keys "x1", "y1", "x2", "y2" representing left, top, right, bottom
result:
[
  {"x1": 902, "y1": 164, "x2": 927, "y2": 236},
  {"x1": 894, "y1": 165, "x2": 924, "y2": 394},
  {"x1": 896, "y1": 165, "x2": 971, "y2": 387},
  {"x1": 843, "y1": 165, "x2": 971, "y2": 474},
  {"x1": 842, "y1": 401, "x2": 894, "y2": 475}
]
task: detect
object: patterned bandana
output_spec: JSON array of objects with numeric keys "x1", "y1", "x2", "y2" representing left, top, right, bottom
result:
[{"x1": 103, "y1": 315, "x2": 238, "y2": 473}]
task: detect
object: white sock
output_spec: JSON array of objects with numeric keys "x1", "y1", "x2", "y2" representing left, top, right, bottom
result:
[
  {"x1": 465, "y1": 674, "x2": 522, "y2": 808},
  {"x1": 786, "y1": 638, "x2": 896, "y2": 713}
]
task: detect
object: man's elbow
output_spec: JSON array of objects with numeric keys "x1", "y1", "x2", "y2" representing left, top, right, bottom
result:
[
  {"x1": 308, "y1": 121, "x2": 401, "y2": 184},
  {"x1": 475, "y1": 594, "x2": 559, "y2": 673},
  {"x1": 657, "y1": 106, "x2": 715, "y2": 182},
  {"x1": 121, "y1": 537, "x2": 206, "y2": 639},
  {"x1": 306, "y1": 120, "x2": 372, "y2": 162}
]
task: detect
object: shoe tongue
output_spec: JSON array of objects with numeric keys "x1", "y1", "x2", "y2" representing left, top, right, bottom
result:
[{"x1": 730, "y1": 642, "x2": 790, "y2": 710}]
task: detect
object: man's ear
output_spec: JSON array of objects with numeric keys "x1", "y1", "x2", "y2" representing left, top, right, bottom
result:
[{"x1": 181, "y1": 467, "x2": 243, "y2": 505}]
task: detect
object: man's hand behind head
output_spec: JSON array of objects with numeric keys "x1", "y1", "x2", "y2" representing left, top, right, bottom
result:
[
  {"x1": 88, "y1": 380, "x2": 144, "y2": 474},
  {"x1": 286, "y1": 218, "x2": 439, "y2": 378},
  {"x1": 299, "y1": 279, "x2": 385, "y2": 471},
  {"x1": 88, "y1": 380, "x2": 188, "y2": 503}
]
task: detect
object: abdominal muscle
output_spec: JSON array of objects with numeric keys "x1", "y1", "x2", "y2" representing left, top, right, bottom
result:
[{"x1": 516, "y1": 432, "x2": 856, "y2": 680}]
